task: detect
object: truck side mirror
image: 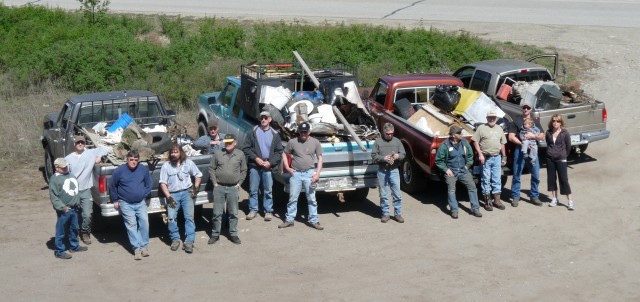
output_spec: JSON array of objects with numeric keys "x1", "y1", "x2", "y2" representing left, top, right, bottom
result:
[{"x1": 44, "y1": 120, "x2": 54, "y2": 130}]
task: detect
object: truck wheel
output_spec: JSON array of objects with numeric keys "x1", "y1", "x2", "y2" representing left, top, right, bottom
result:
[
  {"x1": 198, "y1": 121, "x2": 208, "y2": 138},
  {"x1": 345, "y1": 188, "x2": 370, "y2": 201},
  {"x1": 43, "y1": 150, "x2": 55, "y2": 184},
  {"x1": 399, "y1": 153, "x2": 425, "y2": 194},
  {"x1": 578, "y1": 144, "x2": 588, "y2": 153}
]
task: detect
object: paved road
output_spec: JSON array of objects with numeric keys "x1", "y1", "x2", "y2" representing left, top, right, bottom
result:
[{"x1": 5, "y1": 0, "x2": 640, "y2": 27}]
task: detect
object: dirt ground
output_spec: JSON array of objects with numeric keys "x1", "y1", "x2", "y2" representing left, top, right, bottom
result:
[{"x1": 0, "y1": 23, "x2": 638, "y2": 301}]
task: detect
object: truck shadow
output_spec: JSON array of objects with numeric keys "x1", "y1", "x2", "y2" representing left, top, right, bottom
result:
[
  {"x1": 410, "y1": 182, "x2": 488, "y2": 217},
  {"x1": 265, "y1": 193, "x2": 381, "y2": 223}
]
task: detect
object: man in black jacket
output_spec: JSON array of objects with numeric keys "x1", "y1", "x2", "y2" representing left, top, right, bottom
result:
[{"x1": 242, "y1": 111, "x2": 284, "y2": 222}]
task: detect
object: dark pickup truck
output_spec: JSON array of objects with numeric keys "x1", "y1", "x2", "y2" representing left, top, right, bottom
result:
[
  {"x1": 364, "y1": 74, "x2": 511, "y2": 193},
  {"x1": 453, "y1": 54, "x2": 610, "y2": 153},
  {"x1": 41, "y1": 90, "x2": 212, "y2": 223}
]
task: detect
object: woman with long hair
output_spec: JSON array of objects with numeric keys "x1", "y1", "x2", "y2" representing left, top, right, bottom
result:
[{"x1": 545, "y1": 114, "x2": 574, "y2": 210}]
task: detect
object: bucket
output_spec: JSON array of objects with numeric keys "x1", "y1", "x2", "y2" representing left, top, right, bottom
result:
[{"x1": 107, "y1": 113, "x2": 134, "y2": 133}]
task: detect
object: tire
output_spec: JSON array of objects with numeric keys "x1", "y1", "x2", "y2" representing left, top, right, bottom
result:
[
  {"x1": 44, "y1": 149, "x2": 55, "y2": 184},
  {"x1": 197, "y1": 120, "x2": 208, "y2": 138},
  {"x1": 345, "y1": 188, "x2": 370, "y2": 201},
  {"x1": 399, "y1": 152, "x2": 425, "y2": 194},
  {"x1": 147, "y1": 132, "x2": 171, "y2": 154}
]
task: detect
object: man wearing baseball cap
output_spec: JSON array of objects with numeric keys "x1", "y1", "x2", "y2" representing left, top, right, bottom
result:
[
  {"x1": 49, "y1": 158, "x2": 87, "y2": 259},
  {"x1": 65, "y1": 135, "x2": 109, "y2": 245},
  {"x1": 279, "y1": 122, "x2": 324, "y2": 230},
  {"x1": 208, "y1": 133, "x2": 247, "y2": 245},
  {"x1": 508, "y1": 103, "x2": 545, "y2": 207},
  {"x1": 435, "y1": 125, "x2": 482, "y2": 219},
  {"x1": 472, "y1": 110, "x2": 507, "y2": 211},
  {"x1": 242, "y1": 111, "x2": 283, "y2": 222}
]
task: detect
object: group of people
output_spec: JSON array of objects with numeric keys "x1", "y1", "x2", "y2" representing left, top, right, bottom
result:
[
  {"x1": 437, "y1": 103, "x2": 575, "y2": 220},
  {"x1": 48, "y1": 104, "x2": 575, "y2": 260}
]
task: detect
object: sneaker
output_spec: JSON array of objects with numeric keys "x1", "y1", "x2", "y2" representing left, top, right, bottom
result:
[
  {"x1": 264, "y1": 212, "x2": 273, "y2": 222},
  {"x1": 70, "y1": 246, "x2": 88, "y2": 253},
  {"x1": 208, "y1": 236, "x2": 219, "y2": 245},
  {"x1": 55, "y1": 252, "x2": 72, "y2": 260},
  {"x1": 549, "y1": 198, "x2": 558, "y2": 207},
  {"x1": 183, "y1": 242, "x2": 194, "y2": 253},
  {"x1": 311, "y1": 222, "x2": 324, "y2": 230},
  {"x1": 229, "y1": 236, "x2": 242, "y2": 245},
  {"x1": 511, "y1": 198, "x2": 520, "y2": 207},
  {"x1": 451, "y1": 211, "x2": 458, "y2": 219},
  {"x1": 246, "y1": 211, "x2": 257, "y2": 220},
  {"x1": 170, "y1": 240, "x2": 181, "y2": 251},
  {"x1": 141, "y1": 248, "x2": 150, "y2": 257},
  {"x1": 278, "y1": 221, "x2": 294, "y2": 229},
  {"x1": 134, "y1": 250, "x2": 142, "y2": 260},
  {"x1": 80, "y1": 233, "x2": 92, "y2": 245},
  {"x1": 531, "y1": 197, "x2": 543, "y2": 206},
  {"x1": 568, "y1": 201, "x2": 574, "y2": 211},
  {"x1": 381, "y1": 215, "x2": 390, "y2": 223},
  {"x1": 394, "y1": 215, "x2": 405, "y2": 223},
  {"x1": 471, "y1": 209, "x2": 483, "y2": 218}
]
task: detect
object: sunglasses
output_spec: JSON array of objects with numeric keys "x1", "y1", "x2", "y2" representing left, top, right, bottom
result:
[
  {"x1": 522, "y1": 106, "x2": 531, "y2": 110},
  {"x1": 260, "y1": 116, "x2": 270, "y2": 120},
  {"x1": 75, "y1": 141, "x2": 85, "y2": 145}
]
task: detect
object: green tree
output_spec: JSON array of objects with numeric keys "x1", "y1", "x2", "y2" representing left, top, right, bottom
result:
[{"x1": 77, "y1": 0, "x2": 110, "y2": 25}]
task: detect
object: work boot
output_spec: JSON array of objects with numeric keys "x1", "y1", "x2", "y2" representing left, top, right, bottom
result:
[
  {"x1": 208, "y1": 236, "x2": 219, "y2": 245},
  {"x1": 278, "y1": 221, "x2": 294, "y2": 229},
  {"x1": 183, "y1": 242, "x2": 194, "y2": 253},
  {"x1": 229, "y1": 236, "x2": 242, "y2": 245},
  {"x1": 493, "y1": 194, "x2": 505, "y2": 210},
  {"x1": 170, "y1": 240, "x2": 181, "y2": 251},
  {"x1": 471, "y1": 209, "x2": 483, "y2": 218},
  {"x1": 264, "y1": 212, "x2": 273, "y2": 222},
  {"x1": 81, "y1": 232, "x2": 92, "y2": 245},
  {"x1": 483, "y1": 194, "x2": 493, "y2": 211},
  {"x1": 381, "y1": 215, "x2": 390, "y2": 223},
  {"x1": 134, "y1": 250, "x2": 142, "y2": 260},
  {"x1": 511, "y1": 198, "x2": 520, "y2": 207},
  {"x1": 531, "y1": 197, "x2": 543, "y2": 206},
  {"x1": 246, "y1": 211, "x2": 257, "y2": 220},
  {"x1": 394, "y1": 215, "x2": 405, "y2": 223},
  {"x1": 70, "y1": 246, "x2": 88, "y2": 253}
]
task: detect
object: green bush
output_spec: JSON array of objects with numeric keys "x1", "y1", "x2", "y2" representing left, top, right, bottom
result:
[{"x1": 0, "y1": 4, "x2": 507, "y2": 110}]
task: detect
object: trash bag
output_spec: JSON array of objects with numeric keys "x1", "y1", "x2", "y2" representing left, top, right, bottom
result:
[{"x1": 432, "y1": 85, "x2": 461, "y2": 112}]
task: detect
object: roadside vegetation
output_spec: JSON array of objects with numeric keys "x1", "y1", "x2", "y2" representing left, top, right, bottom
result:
[{"x1": 1, "y1": 3, "x2": 586, "y2": 167}]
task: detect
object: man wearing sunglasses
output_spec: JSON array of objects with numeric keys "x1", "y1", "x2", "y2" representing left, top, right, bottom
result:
[
  {"x1": 110, "y1": 150, "x2": 152, "y2": 260},
  {"x1": 65, "y1": 135, "x2": 108, "y2": 245},
  {"x1": 507, "y1": 104, "x2": 545, "y2": 207},
  {"x1": 242, "y1": 111, "x2": 283, "y2": 222}
]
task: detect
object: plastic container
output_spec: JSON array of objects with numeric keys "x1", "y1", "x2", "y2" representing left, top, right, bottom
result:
[{"x1": 107, "y1": 113, "x2": 134, "y2": 133}]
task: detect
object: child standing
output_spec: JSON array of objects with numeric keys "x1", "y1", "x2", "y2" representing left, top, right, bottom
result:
[
  {"x1": 519, "y1": 118, "x2": 541, "y2": 164},
  {"x1": 49, "y1": 158, "x2": 88, "y2": 259}
]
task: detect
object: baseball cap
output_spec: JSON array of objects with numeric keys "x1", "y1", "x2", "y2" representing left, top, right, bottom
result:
[
  {"x1": 73, "y1": 135, "x2": 85, "y2": 143},
  {"x1": 259, "y1": 111, "x2": 271, "y2": 117},
  {"x1": 298, "y1": 122, "x2": 311, "y2": 133},
  {"x1": 54, "y1": 158, "x2": 68, "y2": 168},
  {"x1": 223, "y1": 134, "x2": 236, "y2": 143},
  {"x1": 486, "y1": 110, "x2": 498, "y2": 118},
  {"x1": 449, "y1": 125, "x2": 463, "y2": 135}
]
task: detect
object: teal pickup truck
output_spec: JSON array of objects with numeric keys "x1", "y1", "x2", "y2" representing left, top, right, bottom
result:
[{"x1": 197, "y1": 61, "x2": 379, "y2": 201}]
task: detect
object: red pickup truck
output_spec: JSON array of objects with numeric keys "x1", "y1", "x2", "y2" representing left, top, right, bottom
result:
[{"x1": 364, "y1": 74, "x2": 511, "y2": 193}]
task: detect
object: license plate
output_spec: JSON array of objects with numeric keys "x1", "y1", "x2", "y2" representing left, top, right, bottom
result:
[
  {"x1": 329, "y1": 178, "x2": 349, "y2": 189},
  {"x1": 571, "y1": 134, "x2": 581, "y2": 144},
  {"x1": 149, "y1": 198, "x2": 162, "y2": 211}
]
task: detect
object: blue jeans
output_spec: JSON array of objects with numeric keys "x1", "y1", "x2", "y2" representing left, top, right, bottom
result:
[
  {"x1": 445, "y1": 170, "x2": 480, "y2": 212},
  {"x1": 481, "y1": 155, "x2": 502, "y2": 195},
  {"x1": 54, "y1": 207, "x2": 80, "y2": 256},
  {"x1": 511, "y1": 146, "x2": 540, "y2": 200},
  {"x1": 285, "y1": 169, "x2": 318, "y2": 224},
  {"x1": 377, "y1": 169, "x2": 402, "y2": 216},
  {"x1": 119, "y1": 200, "x2": 149, "y2": 252},
  {"x1": 212, "y1": 185, "x2": 239, "y2": 237},
  {"x1": 167, "y1": 190, "x2": 195, "y2": 243},
  {"x1": 248, "y1": 166, "x2": 274, "y2": 213}
]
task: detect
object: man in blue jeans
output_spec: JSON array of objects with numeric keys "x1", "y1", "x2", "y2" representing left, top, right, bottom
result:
[
  {"x1": 371, "y1": 123, "x2": 406, "y2": 223},
  {"x1": 279, "y1": 122, "x2": 324, "y2": 230},
  {"x1": 508, "y1": 104, "x2": 545, "y2": 207},
  {"x1": 110, "y1": 150, "x2": 152, "y2": 260},
  {"x1": 242, "y1": 111, "x2": 283, "y2": 222},
  {"x1": 160, "y1": 143, "x2": 202, "y2": 253},
  {"x1": 472, "y1": 110, "x2": 507, "y2": 211},
  {"x1": 49, "y1": 158, "x2": 88, "y2": 259},
  {"x1": 435, "y1": 125, "x2": 482, "y2": 219}
]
